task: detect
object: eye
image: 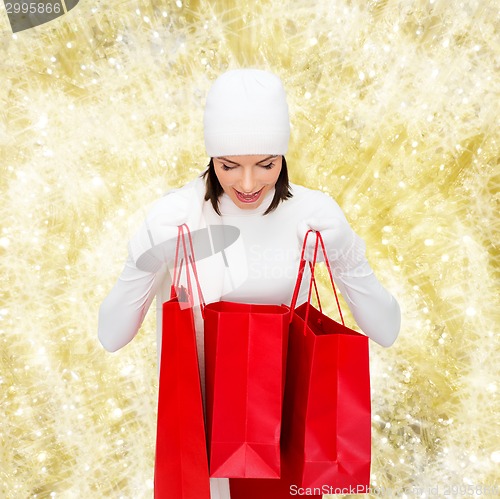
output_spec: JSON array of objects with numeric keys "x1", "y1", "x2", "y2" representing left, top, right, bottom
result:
[
  {"x1": 261, "y1": 162, "x2": 274, "y2": 170},
  {"x1": 221, "y1": 164, "x2": 235, "y2": 171}
]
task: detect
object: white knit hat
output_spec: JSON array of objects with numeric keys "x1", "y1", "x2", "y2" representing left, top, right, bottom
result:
[{"x1": 203, "y1": 68, "x2": 290, "y2": 157}]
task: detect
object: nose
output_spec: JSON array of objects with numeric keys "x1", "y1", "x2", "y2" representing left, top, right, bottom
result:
[{"x1": 240, "y1": 167, "x2": 257, "y2": 193}]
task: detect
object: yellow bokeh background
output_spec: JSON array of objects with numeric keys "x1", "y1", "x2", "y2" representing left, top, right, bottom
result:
[{"x1": 1, "y1": 0, "x2": 498, "y2": 497}]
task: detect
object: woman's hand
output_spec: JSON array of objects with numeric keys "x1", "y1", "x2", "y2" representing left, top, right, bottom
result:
[
  {"x1": 129, "y1": 192, "x2": 191, "y2": 273},
  {"x1": 297, "y1": 217, "x2": 366, "y2": 272}
]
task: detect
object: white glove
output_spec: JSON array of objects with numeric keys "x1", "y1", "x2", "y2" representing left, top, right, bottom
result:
[
  {"x1": 128, "y1": 191, "x2": 191, "y2": 273},
  {"x1": 297, "y1": 217, "x2": 367, "y2": 273}
]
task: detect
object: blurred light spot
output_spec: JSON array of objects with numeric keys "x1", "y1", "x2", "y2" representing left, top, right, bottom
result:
[
  {"x1": 465, "y1": 307, "x2": 476, "y2": 317},
  {"x1": 92, "y1": 176, "x2": 103, "y2": 187},
  {"x1": 36, "y1": 114, "x2": 49, "y2": 129}
]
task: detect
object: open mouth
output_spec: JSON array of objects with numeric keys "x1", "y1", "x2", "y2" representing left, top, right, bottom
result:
[{"x1": 234, "y1": 187, "x2": 264, "y2": 204}]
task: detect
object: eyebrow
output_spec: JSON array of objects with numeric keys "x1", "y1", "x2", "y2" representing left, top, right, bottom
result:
[{"x1": 217, "y1": 155, "x2": 278, "y2": 166}]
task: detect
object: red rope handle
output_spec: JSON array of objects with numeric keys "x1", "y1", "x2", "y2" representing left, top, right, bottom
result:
[
  {"x1": 172, "y1": 224, "x2": 205, "y2": 316},
  {"x1": 289, "y1": 229, "x2": 345, "y2": 330},
  {"x1": 303, "y1": 230, "x2": 321, "y2": 334},
  {"x1": 289, "y1": 229, "x2": 316, "y2": 313},
  {"x1": 180, "y1": 224, "x2": 193, "y2": 307},
  {"x1": 170, "y1": 226, "x2": 183, "y2": 297},
  {"x1": 309, "y1": 261, "x2": 322, "y2": 315},
  {"x1": 317, "y1": 230, "x2": 344, "y2": 326},
  {"x1": 184, "y1": 227, "x2": 206, "y2": 318}
]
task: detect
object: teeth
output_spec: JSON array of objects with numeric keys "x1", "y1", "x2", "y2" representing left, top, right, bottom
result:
[
  {"x1": 235, "y1": 188, "x2": 262, "y2": 203},
  {"x1": 238, "y1": 189, "x2": 260, "y2": 199}
]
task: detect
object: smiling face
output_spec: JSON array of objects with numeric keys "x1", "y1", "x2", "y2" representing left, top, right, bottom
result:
[{"x1": 213, "y1": 154, "x2": 283, "y2": 210}]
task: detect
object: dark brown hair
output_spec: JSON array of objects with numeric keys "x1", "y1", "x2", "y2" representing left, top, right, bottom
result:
[{"x1": 201, "y1": 156, "x2": 293, "y2": 216}]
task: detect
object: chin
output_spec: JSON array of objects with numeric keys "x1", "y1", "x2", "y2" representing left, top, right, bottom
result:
[{"x1": 234, "y1": 197, "x2": 263, "y2": 209}]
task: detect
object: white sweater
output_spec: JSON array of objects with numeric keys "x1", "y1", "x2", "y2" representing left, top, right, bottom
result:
[{"x1": 98, "y1": 176, "x2": 401, "y2": 499}]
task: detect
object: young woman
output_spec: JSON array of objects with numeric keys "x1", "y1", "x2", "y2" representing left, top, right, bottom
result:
[{"x1": 98, "y1": 68, "x2": 401, "y2": 499}]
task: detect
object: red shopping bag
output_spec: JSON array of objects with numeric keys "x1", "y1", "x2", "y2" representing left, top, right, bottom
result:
[
  {"x1": 229, "y1": 464, "x2": 323, "y2": 499},
  {"x1": 230, "y1": 231, "x2": 369, "y2": 498},
  {"x1": 154, "y1": 224, "x2": 210, "y2": 499},
  {"x1": 204, "y1": 299, "x2": 291, "y2": 478},
  {"x1": 281, "y1": 230, "x2": 371, "y2": 491},
  {"x1": 229, "y1": 462, "x2": 323, "y2": 499}
]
